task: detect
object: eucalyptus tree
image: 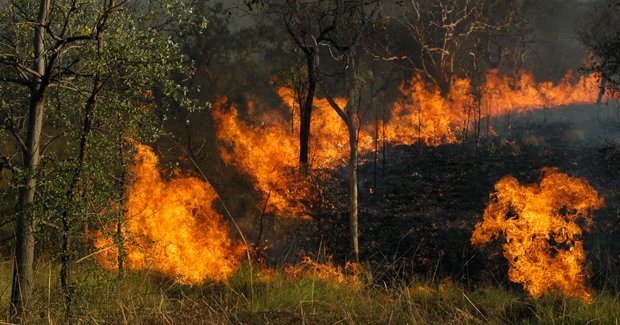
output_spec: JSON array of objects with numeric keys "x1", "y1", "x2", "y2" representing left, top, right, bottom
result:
[
  {"x1": 0, "y1": 0, "x2": 197, "y2": 320},
  {"x1": 314, "y1": 0, "x2": 381, "y2": 263}
]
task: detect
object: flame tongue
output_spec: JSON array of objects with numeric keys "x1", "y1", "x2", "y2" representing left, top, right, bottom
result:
[
  {"x1": 95, "y1": 144, "x2": 244, "y2": 284},
  {"x1": 472, "y1": 168, "x2": 604, "y2": 301}
]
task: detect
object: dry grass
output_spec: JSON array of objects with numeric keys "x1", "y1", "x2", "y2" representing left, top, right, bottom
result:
[{"x1": 0, "y1": 261, "x2": 617, "y2": 324}]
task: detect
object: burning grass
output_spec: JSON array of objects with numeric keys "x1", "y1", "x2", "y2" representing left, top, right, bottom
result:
[{"x1": 81, "y1": 96, "x2": 619, "y2": 324}]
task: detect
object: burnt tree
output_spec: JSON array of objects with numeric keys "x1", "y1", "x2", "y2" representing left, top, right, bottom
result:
[{"x1": 276, "y1": 1, "x2": 344, "y2": 169}]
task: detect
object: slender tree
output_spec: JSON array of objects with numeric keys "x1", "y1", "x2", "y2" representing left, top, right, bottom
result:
[
  {"x1": 251, "y1": 0, "x2": 345, "y2": 169},
  {"x1": 0, "y1": 0, "x2": 197, "y2": 320},
  {"x1": 383, "y1": 0, "x2": 530, "y2": 92},
  {"x1": 316, "y1": 0, "x2": 381, "y2": 262}
]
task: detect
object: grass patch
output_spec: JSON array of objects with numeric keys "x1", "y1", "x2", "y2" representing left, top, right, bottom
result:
[{"x1": 0, "y1": 260, "x2": 617, "y2": 324}]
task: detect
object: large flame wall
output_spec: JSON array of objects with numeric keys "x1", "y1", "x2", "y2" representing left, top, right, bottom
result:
[
  {"x1": 213, "y1": 92, "x2": 373, "y2": 217},
  {"x1": 94, "y1": 69, "x2": 602, "y2": 285},
  {"x1": 95, "y1": 144, "x2": 244, "y2": 284}
]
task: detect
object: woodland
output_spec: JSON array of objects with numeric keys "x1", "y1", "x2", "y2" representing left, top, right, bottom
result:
[{"x1": 1, "y1": 0, "x2": 620, "y2": 324}]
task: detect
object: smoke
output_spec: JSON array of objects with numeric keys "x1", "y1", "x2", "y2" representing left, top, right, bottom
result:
[
  {"x1": 491, "y1": 103, "x2": 620, "y2": 148},
  {"x1": 526, "y1": 0, "x2": 595, "y2": 79}
]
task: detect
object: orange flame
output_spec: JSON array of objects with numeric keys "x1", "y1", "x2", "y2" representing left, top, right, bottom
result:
[
  {"x1": 480, "y1": 70, "x2": 599, "y2": 114},
  {"x1": 284, "y1": 256, "x2": 361, "y2": 285},
  {"x1": 213, "y1": 70, "x2": 601, "y2": 217},
  {"x1": 94, "y1": 143, "x2": 244, "y2": 284},
  {"x1": 471, "y1": 168, "x2": 604, "y2": 301},
  {"x1": 384, "y1": 76, "x2": 473, "y2": 145},
  {"x1": 385, "y1": 70, "x2": 600, "y2": 145},
  {"x1": 213, "y1": 97, "x2": 313, "y2": 217},
  {"x1": 213, "y1": 92, "x2": 372, "y2": 217}
]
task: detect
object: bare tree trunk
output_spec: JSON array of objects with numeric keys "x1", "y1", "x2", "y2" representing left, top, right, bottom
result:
[
  {"x1": 60, "y1": 74, "x2": 98, "y2": 321},
  {"x1": 299, "y1": 56, "x2": 317, "y2": 169},
  {"x1": 319, "y1": 82, "x2": 360, "y2": 262},
  {"x1": 475, "y1": 99, "x2": 481, "y2": 146},
  {"x1": 597, "y1": 74, "x2": 607, "y2": 105},
  {"x1": 117, "y1": 174, "x2": 125, "y2": 277},
  {"x1": 117, "y1": 133, "x2": 126, "y2": 278},
  {"x1": 309, "y1": 0, "x2": 376, "y2": 263},
  {"x1": 382, "y1": 105, "x2": 386, "y2": 175},
  {"x1": 12, "y1": 92, "x2": 46, "y2": 322},
  {"x1": 373, "y1": 109, "x2": 378, "y2": 190},
  {"x1": 11, "y1": 0, "x2": 50, "y2": 320},
  {"x1": 347, "y1": 111, "x2": 359, "y2": 262}
]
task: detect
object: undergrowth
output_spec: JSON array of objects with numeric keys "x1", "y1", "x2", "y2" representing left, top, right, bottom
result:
[{"x1": 0, "y1": 260, "x2": 617, "y2": 324}]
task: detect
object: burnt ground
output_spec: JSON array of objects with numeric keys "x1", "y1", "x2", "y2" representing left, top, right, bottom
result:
[{"x1": 306, "y1": 104, "x2": 620, "y2": 291}]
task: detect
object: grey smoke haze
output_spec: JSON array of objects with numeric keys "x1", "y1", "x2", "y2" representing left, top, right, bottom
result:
[
  {"x1": 216, "y1": 0, "x2": 599, "y2": 81},
  {"x1": 526, "y1": 0, "x2": 594, "y2": 80},
  {"x1": 491, "y1": 103, "x2": 620, "y2": 148}
]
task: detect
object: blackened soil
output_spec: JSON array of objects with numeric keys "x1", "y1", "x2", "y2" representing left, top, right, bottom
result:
[{"x1": 312, "y1": 118, "x2": 620, "y2": 290}]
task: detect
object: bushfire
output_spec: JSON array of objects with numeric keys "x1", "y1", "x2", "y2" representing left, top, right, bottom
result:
[
  {"x1": 384, "y1": 69, "x2": 599, "y2": 145},
  {"x1": 213, "y1": 69, "x2": 600, "y2": 217},
  {"x1": 95, "y1": 69, "x2": 603, "y2": 292},
  {"x1": 94, "y1": 144, "x2": 244, "y2": 284},
  {"x1": 94, "y1": 144, "x2": 360, "y2": 285},
  {"x1": 471, "y1": 168, "x2": 604, "y2": 301}
]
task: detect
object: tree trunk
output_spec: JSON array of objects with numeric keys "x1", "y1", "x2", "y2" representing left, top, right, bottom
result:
[
  {"x1": 345, "y1": 77, "x2": 360, "y2": 262},
  {"x1": 347, "y1": 112, "x2": 359, "y2": 262},
  {"x1": 597, "y1": 74, "x2": 607, "y2": 105},
  {"x1": 12, "y1": 95, "x2": 45, "y2": 321},
  {"x1": 320, "y1": 84, "x2": 360, "y2": 262},
  {"x1": 11, "y1": 1, "x2": 50, "y2": 320},
  {"x1": 373, "y1": 110, "x2": 378, "y2": 190},
  {"x1": 299, "y1": 56, "x2": 317, "y2": 169},
  {"x1": 117, "y1": 133, "x2": 126, "y2": 278},
  {"x1": 60, "y1": 79, "x2": 97, "y2": 321}
]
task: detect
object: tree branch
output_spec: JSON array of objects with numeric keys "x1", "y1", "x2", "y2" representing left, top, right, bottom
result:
[
  {"x1": 317, "y1": 78, "x2": 347, "y2": 123},
  {"x1": 0, "y1": 112, "x2": 27, "y2": 154},
  {"x1": 0, "y1": 76, "x2": 30, "y2": 87}
]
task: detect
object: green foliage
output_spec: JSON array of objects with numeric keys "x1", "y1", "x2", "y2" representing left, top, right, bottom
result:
[{"x1": 0, "y1": 0, "x2": 200, "y2": 311}]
